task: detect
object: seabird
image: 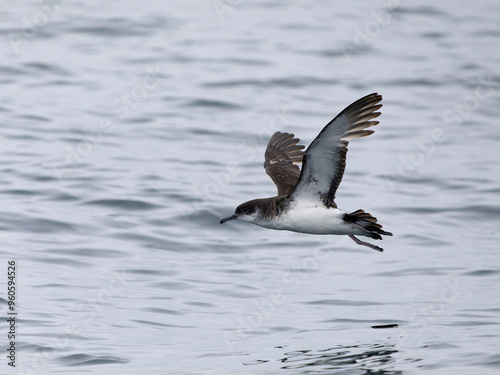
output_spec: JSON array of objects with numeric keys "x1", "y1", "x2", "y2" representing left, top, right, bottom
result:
[{"x1": 220, "y1": 93, "x2": 392, "y2": 251}]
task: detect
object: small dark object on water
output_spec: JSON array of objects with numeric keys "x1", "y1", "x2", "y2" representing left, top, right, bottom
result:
[{"x1": 371, "y1": 324, "x2": 398, "y2": 329}]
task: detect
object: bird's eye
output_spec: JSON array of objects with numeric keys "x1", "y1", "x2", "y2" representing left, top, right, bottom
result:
[{"x1": 237, "y1": 207, "x2": 250, "y2": 215}]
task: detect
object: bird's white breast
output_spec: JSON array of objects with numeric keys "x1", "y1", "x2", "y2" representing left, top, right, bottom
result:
[{"x1": 257, "y1": 201, "x2": 362, "y2": 235}]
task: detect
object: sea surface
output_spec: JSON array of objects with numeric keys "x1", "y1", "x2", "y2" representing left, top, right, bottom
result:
[{"x1": 1, "y1": 0, "x2": 499, "y2": 374}]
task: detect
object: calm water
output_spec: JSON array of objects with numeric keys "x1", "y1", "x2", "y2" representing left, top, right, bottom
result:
[{"x1": 1, "y1": 0, "x2": 500, "y2": 374}]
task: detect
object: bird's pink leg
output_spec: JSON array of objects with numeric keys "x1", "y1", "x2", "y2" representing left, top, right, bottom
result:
[{"x1": 348, "y1": 235, "x2": 383, "y2": 252}]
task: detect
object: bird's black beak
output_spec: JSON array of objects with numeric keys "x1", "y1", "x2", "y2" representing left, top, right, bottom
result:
[{"x1": 220, "y1": 214, "x2": 238, "y2": 224}]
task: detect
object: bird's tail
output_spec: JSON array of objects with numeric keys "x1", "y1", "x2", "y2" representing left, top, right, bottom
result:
[{"x1": 344, "y1": 209, "x2": 393, "y2": 240}]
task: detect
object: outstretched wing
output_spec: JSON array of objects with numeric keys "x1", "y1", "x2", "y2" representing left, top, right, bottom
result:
[
  {"x1": 264, "y1": 132, "x2": 305, "y2": 196},
  {"x1": 289, "y1": 93, "x2": 382, "y2": 207}
]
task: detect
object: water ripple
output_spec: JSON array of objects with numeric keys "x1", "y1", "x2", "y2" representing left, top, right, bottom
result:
[
  {"x1": 57, "y1": 354, "x2": 129, "y2": 367},
  {"x1": 83, "y1": 199, "x2": 162, "y2": 210}
]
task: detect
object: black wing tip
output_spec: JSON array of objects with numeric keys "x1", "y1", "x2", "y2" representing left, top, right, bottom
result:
[
  {"x1": 354, "y1": 93, "x2": 383, "y2": 111},
  {"x1": 265, "y1": 132, "x2": 305, "y2": 164},
  {"x1": 269, "y1": 131, "x2": 297, "y2": 144},
  {"x1": 365, "y1": 92, "x2": 382, "y2": 101}
]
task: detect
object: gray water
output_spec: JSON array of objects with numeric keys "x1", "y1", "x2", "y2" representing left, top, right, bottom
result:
[{"x1": 1, "y1": 0, "x2": 500, "y2": 374}]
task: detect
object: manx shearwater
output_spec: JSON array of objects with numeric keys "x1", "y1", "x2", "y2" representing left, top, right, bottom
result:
[{"x1": 220, "y1": 93, "x2": 392, "y2": 251}]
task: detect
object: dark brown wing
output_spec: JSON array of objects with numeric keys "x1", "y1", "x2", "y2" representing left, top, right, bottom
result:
[
  {"x1": 290, "y1": 93, "x2": 382, "y2": 207},
  {"x1": 264, "y1": 132, "x2": 305, "y2": 196}
]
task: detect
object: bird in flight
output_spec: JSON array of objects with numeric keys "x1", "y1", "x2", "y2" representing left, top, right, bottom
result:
[{"x1": 220, "y1": 93, "x2": 392, "y2": 251}]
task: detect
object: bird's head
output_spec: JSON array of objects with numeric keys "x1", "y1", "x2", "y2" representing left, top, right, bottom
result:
[{"x1": 220, "y1": 200, "x2": 259, "y2": 225}]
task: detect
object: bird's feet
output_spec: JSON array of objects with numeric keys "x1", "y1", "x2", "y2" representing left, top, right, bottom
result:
[{"x1": 348, "y1": 235, "x2": 383, "y2": 252}]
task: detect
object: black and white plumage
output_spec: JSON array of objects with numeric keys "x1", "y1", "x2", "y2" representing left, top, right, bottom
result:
[{"x1": 220, "y1": 93, "x2": 392, "y2": 251}]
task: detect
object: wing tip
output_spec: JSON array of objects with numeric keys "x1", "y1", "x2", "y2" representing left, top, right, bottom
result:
[
  {"x1": 344, "y1": 129, "x2": 375, "y2": 139},
  {"x1": 264, "y1": 131, "x2": 305, "y2": 173}
]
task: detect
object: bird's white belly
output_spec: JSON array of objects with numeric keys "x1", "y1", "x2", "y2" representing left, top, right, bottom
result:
[{"x1": 260, "y1": 205, "x2": 361, "y2": 235}]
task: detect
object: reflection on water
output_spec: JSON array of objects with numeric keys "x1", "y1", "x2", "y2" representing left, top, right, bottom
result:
[
  {"x1": 245, "y1": 343, "x2": 401, "y2": 374},
  {"x1": 280, "y1": 344, "x2": 399, "y2": 372}
]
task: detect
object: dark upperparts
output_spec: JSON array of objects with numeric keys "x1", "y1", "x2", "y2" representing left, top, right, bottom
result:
[
  {"x1": 220, "y1": 196, "x2": 287, "y2": 225},
  {"x1": 264, "y1": 132, "x2": 304, "y2": 197},
  {"x1": 238, "y1": 196, "x2": 288, "y2": 220}
]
